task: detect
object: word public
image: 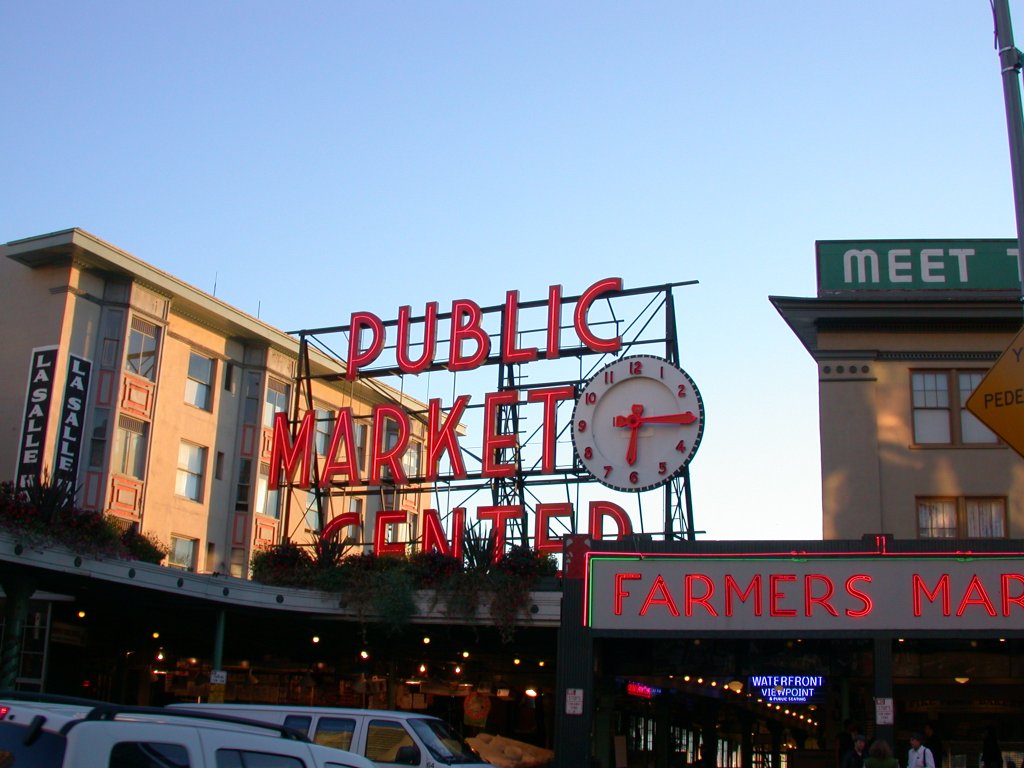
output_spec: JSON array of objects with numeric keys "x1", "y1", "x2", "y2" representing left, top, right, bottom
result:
[{"x1": 344, "y1": 277, "x2": 623, "y2": 378}]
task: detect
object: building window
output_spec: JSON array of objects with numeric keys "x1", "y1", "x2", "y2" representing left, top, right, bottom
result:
[
  {"x1": 263, "y1": 378, "x2": 290, "y2": 429},
  {"x1": 168, "y1": 535, "x2": 198, "y2": 570},
  {"x1": 911, "y1": 370, "x2": 998, "y2": 446},
  {"x1": 315, "y1": 408, "x2": 334, "y2": 456},
  {"x1": 99, "y1": 308, "x2": 124, "y2": 369},
  {"x1": 255, "y1": 462, "x2": 280, "y2": 518},
  {"x1": 355, "y1": 423, "x2": 369, "y2": 474},
  {"x1": 113, "y1": 415, "x2": 148, "y2": 479},
  {"x1": 230, "y1": 547, "x2": 247, "y2": 578},
  {"x1": 185, "y1": 351, "x2": 214, "y2": 410},
  {"x1": 88, "y1": 408, "x2": 110, "y2": 468},
  {"x1": 243, "y1": 371, "x2": 262, "y2": 424},
  {"x1": 917, "y1": 497, "x2": 1007, "y2": 538},
  {"x1": 235, "y1": 458, "x2": 252, "y2": 511},
  {"x1": 305, "y1": 490, "x2": 324, "y2": 531},
  {"x1": 125, "y1": 317, "x2": 160, "y2": 381},
  {"x1": 402, "y1": 441, "x2": 422, "y2": 478},
  {"x1": 176, "y1": 442, "x2": 207, "y2": 502}
]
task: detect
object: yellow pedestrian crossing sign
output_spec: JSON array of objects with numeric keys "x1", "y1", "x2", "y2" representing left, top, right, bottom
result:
[{"x1": 966, "y1": 325, "x2": 1024, "y2": 458}]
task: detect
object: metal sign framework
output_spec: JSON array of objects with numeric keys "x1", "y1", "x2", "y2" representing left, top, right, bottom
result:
[{"x1": 284, "y1": 279, "x2": 700, "y2": 550}]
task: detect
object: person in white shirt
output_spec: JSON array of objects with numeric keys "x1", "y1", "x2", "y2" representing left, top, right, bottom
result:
[{"x1": 909, "y1": 732, "x2": 936, "y2": 768}]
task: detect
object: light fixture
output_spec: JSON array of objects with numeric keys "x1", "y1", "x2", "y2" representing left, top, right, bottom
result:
[
  {"x1": 455, "y1": 665, "x2": 462, "y2": 674},
  {"x1": 155, "y1": 649, "x2": 165, "y2": 661},
  {"x1": 538, "y1": 660, "x2": 545, "y2": 668},
  {"x1": 513, "y1": 658, "x2": 521, "y2": 665},
  {"x1": 360, "y1": 650, "x2": 370, "y2": 660},
  {"x1": 726, "y1": 680, "x2": 744, "y2": 693},
  {"x1": 152, "y1": 632, "x2": 160, "y2": 639},
  {"x1": 955, "y1": 676, "x2": 970, "y2": 684},
  {"x1": 462, "y1": 651, "x2": 470, "y2": 658},
  {"x1": 77, "y1": 611, "x2": 86, "y2": 619},
  {"x1": 419, "y1": 664, "x2": 427, "y2": 674},
  {"x1": 422, "y1": 636, "x2": 431, "y2": 645},
  {"x1": 524, "y1": 687, "x2": 538, "y2": 698},
  {"x1": 312, "y1": 636, "x2": 320, "y2": 644}
]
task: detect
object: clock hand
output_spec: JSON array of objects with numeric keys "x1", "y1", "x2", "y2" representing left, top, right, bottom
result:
[
  {"x1": 634, "y1": 412, "x2": 697, "y2": 425},
  {"x1": 613, "y1": 409, "x2": 697, "y2": 428},
  {"x1": 622, "y1": 421, "x2": 638, "y2": 468},
  {"x1": 614, "y1": 405, "x2": 644, "y2": 466}
]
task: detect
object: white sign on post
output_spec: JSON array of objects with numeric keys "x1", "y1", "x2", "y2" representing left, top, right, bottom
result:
[
  {"x1": 875, "y1": 697, "x2": 894, "y2": 725},
  {"x1": 565, "y1": 688, "x2": 584, "y2": 715}
]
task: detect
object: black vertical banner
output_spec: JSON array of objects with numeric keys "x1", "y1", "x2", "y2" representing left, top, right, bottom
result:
[
  {"x1": 54, "y1": 354, "x2": 93, "y2": 492},
  {"x1": 15, "y1": 346, "x2": 59, "y2": 490}
]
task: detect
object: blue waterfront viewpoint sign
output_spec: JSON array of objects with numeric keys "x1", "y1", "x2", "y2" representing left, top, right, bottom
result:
[{"x1": 816, "y1": 239, "x2": 1021, "y2": 294}]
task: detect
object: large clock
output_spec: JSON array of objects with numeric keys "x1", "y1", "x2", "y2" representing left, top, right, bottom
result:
[{"x1": 571, "y1": 354, "x2": 704, "y2": 492}]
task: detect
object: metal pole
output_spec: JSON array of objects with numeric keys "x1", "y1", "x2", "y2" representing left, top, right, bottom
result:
[{"x1": 993, "y1": 0, "x2": 1024, "y2": 289}]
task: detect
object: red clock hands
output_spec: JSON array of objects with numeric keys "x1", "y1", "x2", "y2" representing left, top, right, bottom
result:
[{"x1": 613, "y1": 404, "x2": 698, "y2": 466}]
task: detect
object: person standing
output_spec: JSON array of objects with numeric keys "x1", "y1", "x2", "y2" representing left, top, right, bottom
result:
[
  {"x1": 924, "y1": 723, "x2": 944, "y2": 768},
  {"x1": 843, "y1": 734, "x2": 868, "y2": 768},
  {"x1": 838, "y1": 721, "x2": 856, "y2": 768},
  {"x1": 909, "y1": 732, "x2": 936, "y2": 768},
  {"x1": 981, "y1": 728, "x2": 1002, "y2": 768},
  {"x1": 865, "y1": 740, "x2": 899, "y2": 768}
]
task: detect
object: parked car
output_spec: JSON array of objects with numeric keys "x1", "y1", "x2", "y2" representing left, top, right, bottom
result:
[
  {"x1": 0, "y1": 693, "x2": 375, "y2": 767},
  {"x1": 167, "y1": 703, "x2": 492, "y2": 767}
]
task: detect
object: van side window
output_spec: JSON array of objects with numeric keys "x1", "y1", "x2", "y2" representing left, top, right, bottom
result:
[
  {"x1": 110, "y1": 741, "x2": 191, "y2": 767},
  {"x1": 365, "y1": 720, "x2": 416, "y2": 764},
  {"x1": 215, "y1": 749, "x2": 305, "y2": 767},
  {"x1": 313, "y1": 717, "x2": 356, "y2": 751},
  {"x1": 282, "y1": 715, "x2": 313, "y2": 736}
]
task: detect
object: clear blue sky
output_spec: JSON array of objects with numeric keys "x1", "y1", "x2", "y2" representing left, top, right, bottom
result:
[{"x1": 2, "y1": 2, "x2": 1018, "y2": 539}]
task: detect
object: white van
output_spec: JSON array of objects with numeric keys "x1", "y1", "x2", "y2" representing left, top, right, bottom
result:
[
  {"x1": 0, "y1": 696, "x2": 375, "y2": 768},
  {"x1": 168, "y1": 704, "x2": 492, "y2": 767}
]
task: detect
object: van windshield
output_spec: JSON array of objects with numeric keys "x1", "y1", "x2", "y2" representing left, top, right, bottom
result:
[{"x1": 407, "y1": 718, "x2": 480, "y2": 764}]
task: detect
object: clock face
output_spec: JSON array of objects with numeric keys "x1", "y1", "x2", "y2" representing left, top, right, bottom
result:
[{"x1": 571, "y1": 354, "x2": 704, "y2": 492}]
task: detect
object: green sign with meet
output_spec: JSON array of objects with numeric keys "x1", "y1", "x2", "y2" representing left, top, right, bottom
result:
[{"x1": 816, "y1": 239, "x2": 1020, "y2": 294}]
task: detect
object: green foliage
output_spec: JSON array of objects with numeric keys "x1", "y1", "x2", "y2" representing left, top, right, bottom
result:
[
  {"x1": 249, "y1": 529, "x2": 560, "y2": 641},
  {"x1": 121, "y1": 529, "x2": 169, "y2": 564},
  {"x1": 250, "y1": 541, "x2": 314, "y2": 586},
  {"x1": 19, "y1": 473, "x2": 78, "y2": 524},
  {"x1": 462, "y1": 522, "x2": 496, "y2": 572},
  {"x1": 0, "y1": 476, "x2": 168, "y2": 562}
]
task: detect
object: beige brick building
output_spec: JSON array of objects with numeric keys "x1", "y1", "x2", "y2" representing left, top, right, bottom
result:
[
  {"x1": 772, "y1": 239, "x2": 1024, "y2": 540},
  {"x1": 1, "y1": 229, "x2": 428, "y2": 576}
]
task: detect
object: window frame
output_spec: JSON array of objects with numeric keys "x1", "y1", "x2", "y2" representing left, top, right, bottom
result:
[
  {"x1": 916, "y1": 495, "x2": 1008, "y2": 539},
  {"x1": 185, "y1": 350, "x2": 215, "y2": 411},
  {"x1": 263, "y1": 378, "x2": 290, "y2": 429},
  {"x1": 314, "y1": 407, "x2": 335, "y2": 456},
  {"x1": 113, "y1": 416, "x2": 148, "y2": 479},
  {"x1": 176, "y1": 441, "x2": 208, "y2": 503},
  {"x1": 125, "y1": 317, "x2": 160, "y2": 381},
  {"x1": 910, "y1": 368, "x2": 998, "y2": 447},
  {"x1": 168, "y1": 534, "x2": 199, "y2": 570}
]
